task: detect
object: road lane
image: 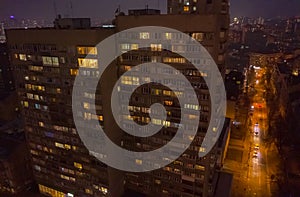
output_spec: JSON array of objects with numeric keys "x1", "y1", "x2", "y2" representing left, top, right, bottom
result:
[{"x1": 225, "y1": 66, "x2": 281, "y2": 197}]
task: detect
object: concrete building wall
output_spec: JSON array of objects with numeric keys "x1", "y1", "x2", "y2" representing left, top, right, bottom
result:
[{"x1": 6, "y1": 28, "x2": 115, "y2": 197}]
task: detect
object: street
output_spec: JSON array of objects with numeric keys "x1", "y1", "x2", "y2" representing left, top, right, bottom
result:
[{"x1": 224, "y1": 66, "x2": 282, "y2": 197}]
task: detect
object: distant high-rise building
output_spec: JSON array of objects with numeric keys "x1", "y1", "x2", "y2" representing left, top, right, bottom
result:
[
  {"x1": 0, "y1": 43, "x2": 15, "y2": 97},
  {"x1": 167, "y1": 0, "x2": 229, "y2": 16},
  {"x1": 0, "y1": 23, "x2": 5, "y2": 43},
  {"x1": 6, "y1": 0, "x2": 230, "y2": 196},
  {"x1": 0, "y1": 132, "x2": 33, "y2": 195}
]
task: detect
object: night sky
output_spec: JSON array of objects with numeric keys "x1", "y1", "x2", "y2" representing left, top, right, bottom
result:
[{"x1": 0, "y1": 0, "x2": 300, "y2": 21}]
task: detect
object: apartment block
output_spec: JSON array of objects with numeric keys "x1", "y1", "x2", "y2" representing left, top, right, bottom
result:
[{"x1": 6, "y1": 0, "x2": 229, "y2": 196}]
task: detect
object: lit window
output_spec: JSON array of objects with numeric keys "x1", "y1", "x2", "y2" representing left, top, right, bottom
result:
[
  {"x1": 91, "y1": 114, "x2": 98, "y2": 120},
  {"x1": 141, "y1": 117, "x2": 150, "y2": 123},
  {"x1": 83, "y1": 102, "x2": 90, "y2": 109},
  {"x1": 195, "y1": 165, "x2": 205, "y2": 170},
  {"x1": 189, "y1": 115, "x2": 197, "y2": 119},
  {"x1": 19, "y1": 54, "x2": 27, "y2": 61},
  {"x1": 150, "y1": 44, "x2": 162, "y2": 51},
  {"x1": 123, "y1": 115, "x2": 133, "y2": 121},
  {"x1": 131, "y1": 44, "x2": 139, "y2": 50},
  {"x1": 123, "y1": 65, "x2": 131, "y2": 71},
  {"x1": 55, "y1": 142, "x2": 64, "y2": 149},
  {"x1": 163, "y1": 121, "x2": 171, "y2": 127},
  {"x1": 34, "y1": 103, "x2": 41, "y2": 109},
  {"x1": 70, "y1": 69, "x2": 78, "y2": 76},
  {"x1": 135, "y1": 159, "x2": 143, "y2": 165},
  {"x1": 174, "y1": 91, "x2": 183, "y2": 97},
  {"x1": 192, "y1": 33, "x2": 204, "y2": 42},
  {"x1": 121, "y1": 76, "x2": 139, "y2": 85},
  {"x1": 60, "y1": 57, "x2": 66, "y2": 64},
  {"x1": 151, "y1": 56, "x2": 160, "y2": 62},
  {"x1": 42, "y1": 56, "x2": 59, "y2": 66},
  {"x1": 163, "y1": 57, "x2": 186, "y2": 63},
  {"x1": 193, "y1": 6, "x2": 197, "y2": 11},
  {"x1": 74, "y1": 162, "x2": 83, "y2": 170},
  {"x1": 84, "y1": 92, "x2": 95, "y2": 99},
  {"x1": 30, "y1": 150, "x2": 39, "y2": 156},
  {"x1": 152, "y1": 118, "x2": 162, "y2": 125},
  {"x1": 164, "y1": 100, "x2": 173, "y2": 106},
  {"x1": 60, "y1": 174, "x2": 71, "y2": 181},
  {"x1": 25, "y1": 84, "x2": 31, "y2": 90},
  {"x1": 37, "y1": 85, "x2": 45, "y2": 91},
  {"x1": 184, "y1": 6, "x2": 189, "y2": 12},
  {"x1": 77, "y1": 47, "x2": 97, "y2": 55},
  {"x1": 84, "y1": 112, "x2": 92, "y2": 120},
  {"x1": 52, "y1": 57, "x2": 59, "y2": 66},
  {"x1": 34, "y1": 165, "x2": 41, "y2": 171},
  {"x1": 78, "y1": 58, "x2": 98, "y2": 68},
  {"x1": 184, "y1": 104, "x2": 199, "y2": 110},
  {"x1": 163, "y1": 90, "x2": 172, "y2": 96},
  {"x1": 29, "y1": 65, "x2": 43, "y2": 71},
  {"x1": 34, "y1": 95, "x2": 39, "y2": 100},
  {"x1": 39, "y1": 184, "x2": 66, "y2": 197},
  {"x1": 121, "y1": 44, "x2": 130, "y2": 51},
  {"x1": 151, "y1": 89, "x2": 162, "y2": 95},
  {"x1": 98, "y1": 116, "x2": 103, "y2": 121},
  {"x1": 165, "y1": 33, "x2": 172, "y2": 40},
  {"x1": 100, "y1": 187, "x2": 108, "y2": 194},
  {"x1": 56, "y1": 88, "x2": 61, "y2": 94},
  {"x1": 23, "y1": 101, "x2": 29, "y2": 107},
  {"x1": 140, "y1": 32, "x2": 150, "y2": 39},
  {"x1": 67, "y1": 193, "x2": 74, "y2": 197},
  {"x1": 155, "y1": 179, "x2": 161, "y2": 184},
  {"x1": 162, "y1": 189, "x2": 169, "y2": 194},
  {"x1": 39, "y1": 122, "x2": 44, "y2": 127},
  {"x1": 64, "y1": 144, "x2": 71, "y2": 150},
  {"x1": 292, "y1": 70, "x2": 299, "y2": 76},
  {"x1": 85, "y1": 189, "x2": 93, "y2": 195},
  {"x1": 27, "y1": 93, "x2": 34, "y2": 99}
]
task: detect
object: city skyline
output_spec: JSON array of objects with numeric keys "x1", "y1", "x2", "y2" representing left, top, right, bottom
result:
[{"x1": 1, "y1": 0, "x2": 300, "y2": 21}]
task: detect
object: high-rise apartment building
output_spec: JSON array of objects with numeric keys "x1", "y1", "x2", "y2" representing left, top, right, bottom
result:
[
  {"x1": 7, "y1": 22, "x2": 114, "y2": 197},
  {"x1": 167, "y1": 0, "x2": 229, "y2": 16},
  {"x1": 114, "y1": 1, "x2": 229, "y2": 196},
  {"x1": 0, "y1": 43, "x2": 15, "y2": 96},
  {"x1": 6, "y1": 0, "x2": 229, "y2": 196}
]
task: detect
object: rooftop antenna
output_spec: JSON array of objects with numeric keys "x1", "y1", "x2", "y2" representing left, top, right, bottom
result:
[
  {"x1": 69, "y1": 0, "x2": 74, "y2": 17},
  {"x1": 53, "y1": 0, "x2": 58, "y2": 17},
  {"x1": 115, "y1": 5, "x2": 121, "y2": 16}
]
